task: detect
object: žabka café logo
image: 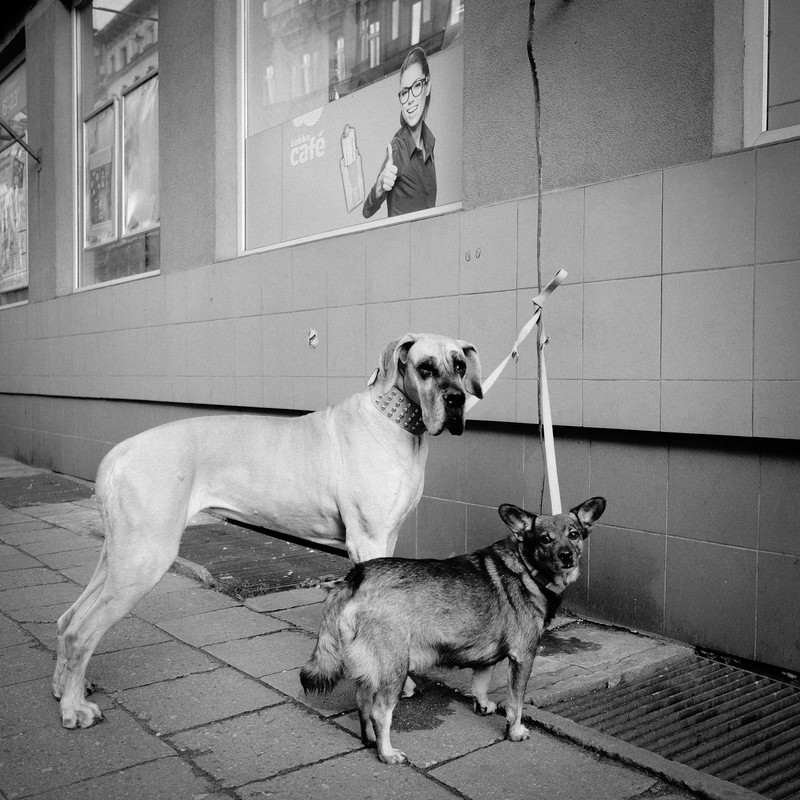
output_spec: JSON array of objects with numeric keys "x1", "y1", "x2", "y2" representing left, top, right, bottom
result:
[{"x1": 289, "y1": 108, "x2": 326, "y2": 167}]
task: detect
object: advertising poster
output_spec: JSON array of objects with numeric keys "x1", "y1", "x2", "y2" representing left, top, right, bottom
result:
[
  {"x1": 0, "y1": 62, "x2": 28, "y2": 293},
  {"x1": 244, "y1": 0, "x2": 463, "y2": 250},
  {"x1": 84, "y1": 102, "x2": 117, "y2": 249},
  {"x1": 0, "y1": 143, "x2": 27, "y2": 293},
  {"x1": 123, "y1": 73, "x2": 160, "y2": 236}
]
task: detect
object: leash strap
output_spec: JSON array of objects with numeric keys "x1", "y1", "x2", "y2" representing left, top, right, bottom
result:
[
  {"x1": 464, "y1": 268, "x2": 566, "y2": 413},
  {"x1": 538, "y1": 329, "x2": 561, "y2": 513},
  {"x1": 464, "y1": 268, "x2": 566, "y2": 514}
]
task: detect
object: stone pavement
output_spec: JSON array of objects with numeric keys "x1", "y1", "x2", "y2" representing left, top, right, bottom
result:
[{"x1": 0, "y1": 457, "x2": 757, "y2": 800}]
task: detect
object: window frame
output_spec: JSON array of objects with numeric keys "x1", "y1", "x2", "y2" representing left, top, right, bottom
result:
[
  {"x1": 743, "y1": 0, "x2": 800, "y2": 147},
  {"x1": 82, "y1": 97, "x2": 118, "y2": 251},
  {"x1": 72, "y1": 0, "x2": 161, "y2": 292}
]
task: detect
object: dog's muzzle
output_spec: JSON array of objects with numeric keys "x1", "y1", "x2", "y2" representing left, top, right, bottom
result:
[
  {"x1": 444, "y1": 389, "x2": 467, "y2": 435},
  {"x1": 558, "y1": 548, "x2": 576, "y2": 569}
]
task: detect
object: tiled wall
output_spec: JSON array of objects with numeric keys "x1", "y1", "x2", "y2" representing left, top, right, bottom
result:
[
  {"x1": 2, "y1": 137, "x2": 800, "y2": 671},
  {"x1": 4, "y1": 140, "x2": 799, "y2": 436},
  {"x1": 2, "y1": 392, "x2": 797, "y2": 672},
  {"x1": 397, "y1": 426, "x2": 800, "y2": 673},
  {"x1": 0, "y1": 395, "x2": 221, "y2": 481}
]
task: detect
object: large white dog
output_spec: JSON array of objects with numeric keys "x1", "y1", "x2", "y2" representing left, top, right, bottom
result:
[{"x1": 52, "y1": 333, "x2": 482, "y2": 728}]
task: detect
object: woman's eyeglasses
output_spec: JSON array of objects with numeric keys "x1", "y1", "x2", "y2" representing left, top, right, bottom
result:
[{"x1": 398, "y1": 76, "x2": 429, "y2": 104}]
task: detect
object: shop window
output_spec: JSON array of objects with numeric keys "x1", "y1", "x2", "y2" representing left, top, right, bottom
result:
[
  {"x1": 243, "y1": 0, "x2": 464, "y2": 250},
  {"x1": 0, "y1": 57, "x2": 28, "y2": 307},
  {"x1": 368, "y1": 21, "x2": 381, "y2": 69},
  {"x1": 744, "y1": 0, "x2": 800, "y2": 145},
  {"x1": 76, "y1": 0, "x2": 159, "y2": 288},
  {"x1": 391, "y1": 1, "x2": 400, "y2": 41}
]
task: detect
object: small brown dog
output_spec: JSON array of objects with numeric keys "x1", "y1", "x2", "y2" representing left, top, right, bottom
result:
[{"x1": 301, "y1": 497, "x2": 606, "y2": 763}]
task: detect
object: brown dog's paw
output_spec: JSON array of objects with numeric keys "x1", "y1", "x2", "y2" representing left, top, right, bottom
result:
[{"x1": 472, "y1": 698, "x2": 498, "y2": 716}]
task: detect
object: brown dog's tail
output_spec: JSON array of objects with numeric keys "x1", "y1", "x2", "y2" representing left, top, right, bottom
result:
[{"x1": 299, "y1": 580, "x2": 353, "y2": 694}]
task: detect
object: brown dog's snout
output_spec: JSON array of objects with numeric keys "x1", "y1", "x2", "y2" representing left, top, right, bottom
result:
[{"x1": 558, "y1": 548, "x2": 574, "y2": 567}]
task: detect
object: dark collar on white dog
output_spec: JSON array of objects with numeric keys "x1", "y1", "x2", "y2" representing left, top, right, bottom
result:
[
  {"x1": 369, "y1": 383, "x2": 426, "y2": 435},
  {"x1": 517, "y1": 543, "x2": 567, "y2": 595}
]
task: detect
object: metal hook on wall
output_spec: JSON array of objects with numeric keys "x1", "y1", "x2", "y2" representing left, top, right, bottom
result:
[{"x1": 0, "y1": 113, "x2": 41, "y2": 172}]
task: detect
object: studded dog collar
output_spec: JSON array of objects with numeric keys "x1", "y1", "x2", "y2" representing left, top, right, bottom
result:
[{"x1": 370, "y1": 385, "x2": 426, "y2": 435}]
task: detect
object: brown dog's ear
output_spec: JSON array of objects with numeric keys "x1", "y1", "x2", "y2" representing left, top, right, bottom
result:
[
  {"x1": 499, "y1": 503, "x2": 536, "y2": 541},
  {"x1": 380, "y1": 333, "x2": 417, "y2": 389},
  {"x1": 458, "y1": 340, "x2": 483, "y2": 398},
  {"x1": 570, "y1": 497, "x2": 606, "y2": 536}
]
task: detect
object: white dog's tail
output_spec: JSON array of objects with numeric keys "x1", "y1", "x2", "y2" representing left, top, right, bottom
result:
[{"x1": 300, "y1": 581, "x2": 352, "y2": 694}]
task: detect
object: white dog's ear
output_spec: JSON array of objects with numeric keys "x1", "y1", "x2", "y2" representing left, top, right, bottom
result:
[
  {"x1": 380, "y1": 333, "x2": 417, "y2": 388},
  {"x1": 458, "y1": 340, "x2": 483, "y2": 398}
]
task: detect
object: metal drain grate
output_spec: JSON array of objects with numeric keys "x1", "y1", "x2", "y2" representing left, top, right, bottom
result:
[{"x1": 544, "y1": 655, "x2": 800, "y2": 800}]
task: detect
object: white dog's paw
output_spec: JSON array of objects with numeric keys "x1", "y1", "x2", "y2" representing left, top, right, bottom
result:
[
  {"x1": 61, "y1": 699, "x2": 103, "y2": 729},
  {"x1": 378, "y1": 747, "x2": 408, "y2": 765},
  {"x1": 507, "y1": 722, "x2": 530, "y2": 742}
]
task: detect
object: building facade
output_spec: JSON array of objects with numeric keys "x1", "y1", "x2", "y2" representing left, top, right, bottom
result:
[{"x1": 1, "y1": 0, "x2": 799, "y2": 674}]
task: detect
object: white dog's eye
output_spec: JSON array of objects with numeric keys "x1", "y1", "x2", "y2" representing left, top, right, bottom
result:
[
  {"x1": 454, "y1": 361, "x2": 466, "y2": 376},
  {"x1": 417, "y1": 360, "x2": 438, "y2": 379}
]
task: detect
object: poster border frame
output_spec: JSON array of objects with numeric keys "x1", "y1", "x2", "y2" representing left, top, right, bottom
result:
[
  {"x1": 237, "y1": 0, "x2": 463, "y2": 257},
  {"x1": 83, "y1": 98, "x2": 118, "y2": 251},
  {"x1": 0, "y1": 139, "x2": 29, "y2": 294}
]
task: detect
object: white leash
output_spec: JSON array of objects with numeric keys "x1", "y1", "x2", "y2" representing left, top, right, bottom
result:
[
  {"x1": 465, "y1": 267, "x2": 567, "y2": 514},
  {"x1": 537, "y1": 326, "x2": 561, "y2": 513}
]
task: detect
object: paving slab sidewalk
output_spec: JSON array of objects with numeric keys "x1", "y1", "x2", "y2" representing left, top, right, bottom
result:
[{"x1": 0, "y1": 456, "x2": 748, "y2": 800}]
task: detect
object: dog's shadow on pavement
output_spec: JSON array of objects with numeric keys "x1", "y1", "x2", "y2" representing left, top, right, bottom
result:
[{"x1": 392, "y1": 683, "x2": 457, "y2": 732}]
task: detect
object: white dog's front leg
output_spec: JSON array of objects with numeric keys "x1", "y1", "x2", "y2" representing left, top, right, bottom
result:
[
  {"x1": 347, "y1": 541, "x2": 386, "y2": 564},
  {"x1": 344, "y1": 525, "x2": 399, "y2": 565}
]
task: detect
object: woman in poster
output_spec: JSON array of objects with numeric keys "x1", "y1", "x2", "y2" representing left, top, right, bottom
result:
[{"x1": 362, "y1": 47, "x2": 437, "y2": 218}]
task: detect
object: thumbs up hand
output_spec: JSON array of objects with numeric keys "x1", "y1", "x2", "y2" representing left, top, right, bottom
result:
[{"x1": 377, "y1": 143, "x2": 398, "y2": 197}]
